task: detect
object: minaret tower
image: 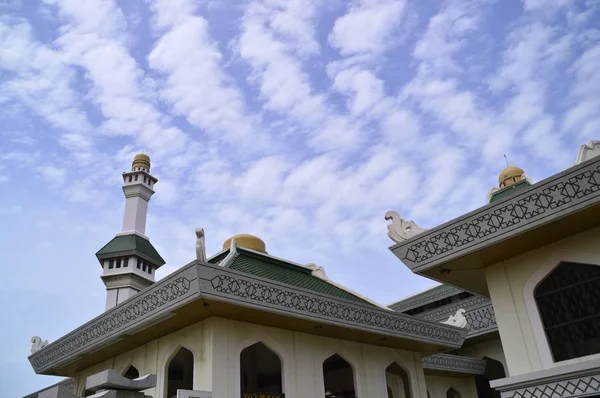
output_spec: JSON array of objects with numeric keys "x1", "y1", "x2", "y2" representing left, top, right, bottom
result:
[{"x1": 95, "y1": 154, "x2": 165, "y2": 311}]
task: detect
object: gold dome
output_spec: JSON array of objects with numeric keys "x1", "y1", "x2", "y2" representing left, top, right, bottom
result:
[
  {"x1": 223, "y1": 234, "x2": 266, "y2": 253},
  {"x1": 498, "y1": 165, "x2": 525, "y2": 188},
  {"x1": 132, "y1": 153, "x2": 151, "y2": 171}
]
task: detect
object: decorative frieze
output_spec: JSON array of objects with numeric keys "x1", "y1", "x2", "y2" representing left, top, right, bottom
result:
[
  {"x1": 392, "y1": 158, "x2": 600, "y2": 271},
  {"x1": 491, "y1": 358, "x2": 600, "y2": 398},
  {"x1": 28, "y1": 265, "x2": 199, "y2": 373},
  {"x1": 422, "y1": 353, "x2": 486, "y2": 375},
  {"x1": 29, "y1": 262, "x2": 469, "y2": 375},
  {"x1": 417, "y1": 296, "x2": 498, "y2": 338},
  {"x1": 197, "y1": 264, "x2": 468, "y2": 347}
]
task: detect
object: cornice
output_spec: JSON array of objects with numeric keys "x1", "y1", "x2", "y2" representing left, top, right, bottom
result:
[
  {"x1": 391, "y1": 156, "x2": 600, "y2": 272},
  {"x1": 422, "y1": 353, "x2": 486, "y2": 375}
]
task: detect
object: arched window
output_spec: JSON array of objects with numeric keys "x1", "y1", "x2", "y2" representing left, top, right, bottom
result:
[
  {"x1": 166, "y1": 347, "x2": 194, "y2": 398},
  {"x1": 123, "y1": 365, "x2": 140, "y2": 380},
  {"x1": 323, "y1": 354, "x2": 356, "y2": 398},
  {"x1": 385, "y1": 362, "x2": 411, "y2": 398},
  {"x1": 475, "y1": 357, "x2": 506, "y2": 398},
  {"x1": 240, "y1": 342, "x2": 283, "y2": 395},
  {"x1": 447, "y1": 387, "x2": 460, "y2": 398},
  {"x1": 534, "y1": 262, "x2": 600, "y2": 362}
]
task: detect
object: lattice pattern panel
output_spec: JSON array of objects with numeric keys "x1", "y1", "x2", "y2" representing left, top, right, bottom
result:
[
  {"x1": 30, "y1": 276, "x2": 193, "y2": 371},
  {"x1": 465, "y1": 305, "x2": 497, "y2": 336},
  {"x1": 397, "y1": 161, "x2": 600, "y2": 267},
  {"x1": 422, "y1": 354, "x2": 486, "y2": 374},
  {"x1": 506, "y1": 375, "x2": 600, "y2": 398},
  {"x1": 417, "y1": 295, "x2": 490, "y2": 320},
  {"x1": 205, "y1": 272, "x2": 466, "y2": 345},
  {"x1": 390, "y1": 286, "x2": 462, "y2": 312}
]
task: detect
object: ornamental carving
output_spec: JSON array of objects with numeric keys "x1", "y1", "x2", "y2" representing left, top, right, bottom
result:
[
  {"x1": 396, "y1": 161, "x2": 600, "y2": 268},
  {"x1": 416, "y1": 296, "x2": 498, "y2": 338},
  {"x1": 503, "y1": 375, "x2": 600, "y2": 398},
  {"x1": 390, "y1": 286, "x2": 462, "y2": 312},
  {"x1": 29, "y1": 276, "x2": 193, "y2": 372},
  {"x1": 204, "y1": 272, "x2": 465, "y2": 345},
  {"x1": 421, "y1": 353, "x2": 486, "y2": 374}
]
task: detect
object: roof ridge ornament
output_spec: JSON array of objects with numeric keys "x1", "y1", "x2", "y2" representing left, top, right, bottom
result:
[
  {"x1": 575, "y1": 140, "x2": 600, "y2": 164},
  {"x1": 385, "y1": 210, "x2": 427, "y2": 244},
  {"x1": 440, "y1": 309, "x2": 468, "y2": 328},
  {"x1": 31, "y1": 336, "x2": 48, "y2": 354},
  {"x1": 196, "y1": 228, "x2": 206, "y2": 263},
  {"x1": 306, "y1": 263, "x2": 328, "y2": 280}
]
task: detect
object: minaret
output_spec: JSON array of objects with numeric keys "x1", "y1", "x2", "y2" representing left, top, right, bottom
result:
[{"x1": 95, "y1": 154, "x2": 165, "y2": 311}]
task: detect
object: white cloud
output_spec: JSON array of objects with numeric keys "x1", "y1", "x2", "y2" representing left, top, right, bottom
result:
[
  {"x1": 329, "y1": 0, "x2": 406, "y2": 56},
  {"x1": 148, "y1": 0, "x2": 263, "y2": 149},
  {"x1": 36, "y1": 165, "x2": 67, "y2": 186}
]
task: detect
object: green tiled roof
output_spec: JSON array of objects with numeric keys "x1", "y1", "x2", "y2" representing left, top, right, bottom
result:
[
  {"x1": 210, "y1": 249, "x2": 373, "y2": 306},
  {"x1": 489, "y1": 179, "x2": 532, "y2": 203},
  {"x1": 96, "y1": 234, "x2": 165, "y2": 265}
]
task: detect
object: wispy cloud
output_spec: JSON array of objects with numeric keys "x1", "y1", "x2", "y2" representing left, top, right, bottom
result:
[{"x1": 1, "y1": 1, "x2": 600, "y2": 394}]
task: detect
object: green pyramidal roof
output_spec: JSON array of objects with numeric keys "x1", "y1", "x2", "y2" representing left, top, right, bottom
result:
[
  {"x1": 96, "y1": 234, "x2": 165, "y2": 266},
  {"x1": 209, "y1": 249, "x2": 374, "y2": 306},
  {"x1": 489, "y1": 179, "x2": 532, "y2": 203}
]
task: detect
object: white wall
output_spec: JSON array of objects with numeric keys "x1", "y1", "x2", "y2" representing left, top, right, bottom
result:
[
  {"x1": 424, "y1": 375, "x2": 477, "y2": 398},
  {"x1": 73, "y1": 317, "x2": 430, "y2": 398},
  {"x1": 453, "y1": 338, "x2": 507, "y2": 375},
  {"x1": 484, "y1": 226, "x2": 600, "y2": 376}
]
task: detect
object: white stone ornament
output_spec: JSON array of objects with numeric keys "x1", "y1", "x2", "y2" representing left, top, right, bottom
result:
[
  {"x1": 31, "y1": 336, "x2": 49, "y2": 354},
  {"x1": 575, "y1": 140, "x2": 600, "y2": 164},
  {"x1": 440, "y1": 309, "x2": 468, "y2": 328},
  {"x1": 196, "y1": 228, "x2": 206, "y2": 263},
  {"x1": 385, "y1": 211, "x2": 427, "y2": 244}
]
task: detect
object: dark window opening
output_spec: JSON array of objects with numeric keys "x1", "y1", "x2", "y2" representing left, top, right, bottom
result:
[
  {"x1": 535, "y1": 262, "x2": 600, "y2": 362},
  {"x1": 323, "y1": 354, "x2": 356, "y2": 398},
  {"x1": 385, "y1": 362, "x2": 411, "y2": 398},
  {"x1": 137, "y1": 259, "x2": 141, "y2": 269},
  {"x1": 240, "y1": 342, "x2": 283, "y2": 395},
  {"x1": 123, "y1": 258, "x2": 129, "y2": 268},
  {"x1": 166, "y1": 347, "x2": 193, "y2": 398},
  {"x1": 123, "y1": 365, "x2": 139, "y2": 380},
  {"x1": 135, "y1": 175, "x2": 138, "y2": 181},
  {"x1": 128, "y1": 175, "x2": 132, "y2": 182},
  {"x1": 458, "y1": 292, "x2": 473, "y2": 300},
  {"x1": 108, "y1": 260, "x2": 114, "y2": 269},
  {"x1": 116, "y1": 259, "x2": 121, "y2": 268},
  {"x1": 475, "y1": 357, "x2": 506, "y2": 398},
  {"x1": 142, "y1": 262, "x2": 147, "y2": 272},
  {"x1": 447, "y1": 387, "x2": 460, "y2": 398},
  {"x1": 387, "y1": 386, "x2": 393, "y2": 398}
]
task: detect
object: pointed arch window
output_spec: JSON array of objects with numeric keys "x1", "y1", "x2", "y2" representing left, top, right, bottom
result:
[
  {"x1": 123, "y1": 365, "x2": 140, "y2": 380},
  {"x1": 447, "y1": 387, "x2": 460, "y2": 398},
  {"x1": 166, "y1": 347, "x2": 194, "y2": 398},
  {"x1": 240, "y1": 342, "x2": 283, "y2": 395},
  {"x1": 534, "y1": 262, "x2": 600, "y2": 362},
  {"x1": 385, "y1": 362, "x2": 411, "y2": 398},
  {"x1": 323, "y1": 354, "x2": 356, "y2": 398}
]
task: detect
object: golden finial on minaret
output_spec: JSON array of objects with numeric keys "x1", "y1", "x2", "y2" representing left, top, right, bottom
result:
[
  {"x1": 132, "y1": 153, "x2": 151, "y2": 171},
  {"x1": 498, "y1": 165, "x2": 525, "y2": 188}
]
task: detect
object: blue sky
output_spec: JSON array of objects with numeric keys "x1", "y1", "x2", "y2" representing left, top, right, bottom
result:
[{"x1": 0, "y1": 0, "x2": 598, "y2": 395}]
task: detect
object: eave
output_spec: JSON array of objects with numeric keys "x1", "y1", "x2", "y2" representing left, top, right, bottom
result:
[
  {"x1": 416, "y1": 295, "x2": 498, "y2": 340},
  {"x1": 422, "y1": 353, "x2": 486, "y2": 377},
  {"x1": 28, "y1": 262, "x2": 468, "y2": 377},
  {"x1": 390, "y1": 156, "x2": 600, "y2": 296}
]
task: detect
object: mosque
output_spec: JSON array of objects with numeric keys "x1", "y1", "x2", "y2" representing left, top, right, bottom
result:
[{"x1": 25, "y1": 141, "x2": 600, "y2": 398}]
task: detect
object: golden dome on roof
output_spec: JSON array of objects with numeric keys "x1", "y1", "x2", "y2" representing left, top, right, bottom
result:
[
  {"x1": 132, "y1": 153, "x2": 151, "y2": 171},
  {"x1": 498, "y1": 165, "x2": 525, "y2": 188},
  {"x1": 223, "y1": 234, "x2": 266, "y2": 253}
]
